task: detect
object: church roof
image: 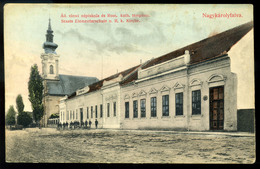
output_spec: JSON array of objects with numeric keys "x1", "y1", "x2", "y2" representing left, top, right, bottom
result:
[
  {"x1": 46, "y1": 74, "x2": 99, "y2": 96},
  {"x1": 67, "y1": 21, "x2": 253, "y2": 99}
]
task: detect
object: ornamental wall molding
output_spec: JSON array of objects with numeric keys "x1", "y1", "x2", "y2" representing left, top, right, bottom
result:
[
  {"x1": 138, "y1": 90, "x2": 147, "y2": 97},
  {"x1": 132, "y1": 92, "x2": 138, "y2": 98},
  {"x1": 189, "y1": 78, "x2": 203, "y2": 87},
  {"x1": 149, "y1": 88, "x2": 158, "y2": 95},
  {"x1": 173, "y1": 82, "x2": 185, "y2": 90},
  {"x1": 124, "y1": 94, "x2": 130, "y2": 100},
  {"x1": 160, "y1": 85, "x2": 171, "y2": 92},
  {"x1": 105, "y1": 94, "x2": 117, "y2": 101},
  {"x1": 207, "y1": 74, "x2": 227, "y2": 83}
]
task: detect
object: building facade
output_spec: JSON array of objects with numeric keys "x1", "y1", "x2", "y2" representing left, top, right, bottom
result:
[{"x1": 59, "y1": 21, "x2": 253, "y2": 131}]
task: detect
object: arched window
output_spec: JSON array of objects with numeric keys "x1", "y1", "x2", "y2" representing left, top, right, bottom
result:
[{"x1": 49, "y1": 65, "x2": 54, "y2": 74}]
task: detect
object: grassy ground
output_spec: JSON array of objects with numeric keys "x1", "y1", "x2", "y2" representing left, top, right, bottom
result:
[{"x1": 5, "y1": 128, "x2": 255, "y2": 163}]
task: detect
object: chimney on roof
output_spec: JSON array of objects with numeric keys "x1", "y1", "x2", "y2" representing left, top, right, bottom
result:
[{"x1": 184, "y1": 50, "x2": 190, "y2": 65}]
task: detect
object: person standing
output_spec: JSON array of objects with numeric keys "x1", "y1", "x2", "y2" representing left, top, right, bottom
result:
[
  {"x1": 89, "y1": 120, "x2": 92, "y2": 129},
  {"x1": 95, "y1": 119, "x2": 98, "y2": 129}
]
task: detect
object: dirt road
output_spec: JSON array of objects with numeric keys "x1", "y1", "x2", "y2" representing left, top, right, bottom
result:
[{"x1": 5, "y1": 128, "x2": 255, "y2": 163}]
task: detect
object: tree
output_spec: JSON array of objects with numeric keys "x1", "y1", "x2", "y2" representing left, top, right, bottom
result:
[
  {"x1": 6, "y1": 105, "x2": 16, "y2": 126},
  {"x1": 16, "y1": 94, "x2": 24, "y2": 114},
  {"x1": 17, "y1": 111, "x2": 32, "y2": 128},
  {"x1": 28, "y1": 64, "x2": 44, "y2": 126}
]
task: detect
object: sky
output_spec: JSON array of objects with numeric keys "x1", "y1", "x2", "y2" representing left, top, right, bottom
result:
[{"x1": 4, "y1": 4, "x2": 254, "y2": 113}]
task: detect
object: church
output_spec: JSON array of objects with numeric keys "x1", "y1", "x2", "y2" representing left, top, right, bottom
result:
[
  {"x1": 42, "y1": 20, "x2": 253, "y2": 131},
  {"x1": 40, "y1": 19, "x2": 99, "y2": 127}
]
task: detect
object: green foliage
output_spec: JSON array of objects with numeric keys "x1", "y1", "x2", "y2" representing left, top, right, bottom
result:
[
  {"x1": 17, "y1": 111, "x2": 32, "y2": 128},
  {"x1": 33, "y1": 104, "x2": 44, "y2": 123},
  {"x1": 16, "y1": 94, "x2": 24, "y2": 114},
  {"x1": 6, "y1": 105, "x2": 16, "y2": 125},
  {"x1": 28, "y1": 64, "x2": 44, "y2": 123},
  {"x1": 49, "y1": 113, "x2": 59, "y2": 119}
]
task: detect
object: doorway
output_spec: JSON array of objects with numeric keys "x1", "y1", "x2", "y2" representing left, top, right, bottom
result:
[
  {"x1": 210, "y1": 86, "x2": 224, "y2": 130},
  {"x1": 80, "y1": 108, "x2": 83, "y2": 125}
]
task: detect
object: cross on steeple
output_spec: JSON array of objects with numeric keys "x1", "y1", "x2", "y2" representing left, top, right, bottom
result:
[
  {"x1": 46, "y1": 18, "x2": 54, "y2": 42},
  {"x1": 48, "y1": 17, "x2": 52, "y2": 31}
]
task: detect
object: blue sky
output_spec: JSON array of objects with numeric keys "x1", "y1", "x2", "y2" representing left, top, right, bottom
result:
[{"x1": 4, "y1": 4, "x2": 254, "y2": 112}]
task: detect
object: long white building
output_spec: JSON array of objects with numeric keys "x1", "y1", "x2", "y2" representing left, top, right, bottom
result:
[{"x1": 57, "y1": 21, "x2": 253, "y2": 131}]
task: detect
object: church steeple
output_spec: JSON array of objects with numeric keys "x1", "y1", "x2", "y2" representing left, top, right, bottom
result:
[
  {"x1": 41, "y1": 18, "x2": 60, "y2": 81},
  {"x1": 48, "y1": 18, "x2": 52, "y2": 31},
  {"x1": 43, "y1": 18, "x2": 58, "y2": 54},
  {"x1": 46, "y1": 18, "x2": 54, "y2": 42}
]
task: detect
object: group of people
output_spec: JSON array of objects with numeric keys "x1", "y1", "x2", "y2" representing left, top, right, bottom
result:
[
  {"x1": 57, "y1": 119, "x2": 99, "y2": 130},
  {"x1": 84, "y1": 119, "x2": 99, "y2": 129}
]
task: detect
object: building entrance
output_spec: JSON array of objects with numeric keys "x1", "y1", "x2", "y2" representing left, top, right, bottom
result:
[
  {"x1": 80, "y1": 108, "x2": 83, "y2": 125},
  {"x1": 210, "y1": 86, "x2": 224, "y2": 130}
]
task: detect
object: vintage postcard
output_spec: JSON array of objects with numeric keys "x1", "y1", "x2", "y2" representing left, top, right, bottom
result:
[{"x1": 4, "y1": 4, "x2": 254, "y2": 163}]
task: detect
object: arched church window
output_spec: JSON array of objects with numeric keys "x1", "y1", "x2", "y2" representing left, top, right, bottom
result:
[{"x1": 50, "y1": 65, "x2": 54, "y2": 74}]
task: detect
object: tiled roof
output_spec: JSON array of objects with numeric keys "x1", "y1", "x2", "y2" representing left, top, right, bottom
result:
[
  {"x1": 143, "y1": 21, "x2": 253, "y2": 69},
  {"x1": 88, "y1": 64, "x2": 140, "y2": 92},
  {"x1": 120, "y1": 21, "x2": 253, "y2": 85},
  {"x1": 68, "y1": 65, "x2": 140, "y2": 99},
  {"x1": 67, "y1": 21, "x2": 253, "y2": 98},
  {"x1": 46, "y1": 74, "x2": 99, "y2": 96}
]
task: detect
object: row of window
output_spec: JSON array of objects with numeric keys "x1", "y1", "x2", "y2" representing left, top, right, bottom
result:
[
  {"x1": 60, "y1": 90, "x2": 201, "y2": 121},
  {"x1": 60, "y1": 110, "x2": 79, "y2": 121},
  {"x1": 125, "y1": 90, "x2": 201, "y2": 118},
  {"x1": 60, "y1": 102, "x2": 117, "y2": 121},
  {"x1": 106, "y1": 102, "x2": 117, "y2": 117}
]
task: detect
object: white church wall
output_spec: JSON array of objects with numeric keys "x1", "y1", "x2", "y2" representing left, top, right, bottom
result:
[
  {"x1": 41, "y1": 53, "x2": 60, "y2": 80},
  {"x1": 43, "y1": 95, "x2": 63, "y2": 126}
]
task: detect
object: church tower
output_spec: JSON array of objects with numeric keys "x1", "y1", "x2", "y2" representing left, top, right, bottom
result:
[{"x1": 41, "y1": 18, "x2": 59, "y2": 80}]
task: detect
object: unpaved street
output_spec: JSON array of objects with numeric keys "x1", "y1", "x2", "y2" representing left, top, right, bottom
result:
[{"x1": 5, "y1": 128, "x2": 255, "y2": 163}]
